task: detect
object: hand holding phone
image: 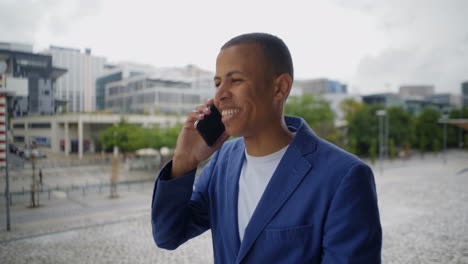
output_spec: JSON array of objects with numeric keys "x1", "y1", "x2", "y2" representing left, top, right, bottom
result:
[
  {"x1": 171, "y1": 101, "x2": 228, "y2": 178},
  {"x1": 195, "y1": 105, "x2": 226, "y2": 147}
]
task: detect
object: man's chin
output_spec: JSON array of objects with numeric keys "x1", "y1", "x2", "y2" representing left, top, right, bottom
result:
[{"x1": 225, "y1": 127, "x2": 243, "y2": 138}]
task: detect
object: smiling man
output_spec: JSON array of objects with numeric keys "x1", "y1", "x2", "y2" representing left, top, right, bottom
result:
[{"x1": 151, "y1": 33, "x2": 382, "y2": 263}]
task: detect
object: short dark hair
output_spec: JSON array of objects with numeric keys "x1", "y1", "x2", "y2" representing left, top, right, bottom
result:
[{"x1": 221, "y1": 33, "x2": 294, "y2": 81}]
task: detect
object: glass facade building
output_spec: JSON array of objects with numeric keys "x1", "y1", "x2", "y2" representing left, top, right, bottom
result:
[{"x1": 462, "y1": 81, "x2": 468, "y2": 107}]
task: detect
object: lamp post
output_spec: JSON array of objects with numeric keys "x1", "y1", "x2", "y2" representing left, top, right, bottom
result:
[
  {"x1": 110, "y1": 131, "x2": 119, "y2": 198},
  {"x1": 376, "y1": 110, "x2": 387, "y2": 174},
  {"x1": 442, "y1": 114, "x2": 448, "y2": 164},
  {"x1": 30, "y1": 148, "x2": 40, "y2": 207}
]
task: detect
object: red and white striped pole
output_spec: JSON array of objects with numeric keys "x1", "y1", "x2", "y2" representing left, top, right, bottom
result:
[
  {"x1": 1, "y1": 64, "x2": 12, "y2": 231},
  {"x1": 0, "y1": 93, "x2": 6, "y2": 168}
]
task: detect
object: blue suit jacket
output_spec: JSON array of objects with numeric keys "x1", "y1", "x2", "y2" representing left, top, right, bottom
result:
[{"x1": 152, "y1": 116, "x2": 382, "y2": 263}]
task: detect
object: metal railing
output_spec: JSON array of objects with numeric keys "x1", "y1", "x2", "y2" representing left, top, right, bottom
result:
[{"x1": 0, "y1": 178, "x2": 156, "y2": 206}]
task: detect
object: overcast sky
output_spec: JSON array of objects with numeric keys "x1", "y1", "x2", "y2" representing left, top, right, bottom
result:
[{"x1": 1, "y1": 0, "x2": 467, "y2": 95}]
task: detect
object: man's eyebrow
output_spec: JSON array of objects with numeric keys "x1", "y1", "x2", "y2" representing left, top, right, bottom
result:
[{"x1": 214, "y1": 70, "x2": 245, "y2": 80}]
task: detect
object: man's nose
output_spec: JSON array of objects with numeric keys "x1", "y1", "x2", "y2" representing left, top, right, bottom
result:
[{"x1": 214, "y1": 82, "x2": 230, "y2": 103}]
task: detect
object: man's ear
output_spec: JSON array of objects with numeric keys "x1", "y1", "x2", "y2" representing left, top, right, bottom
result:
[{"x1": 273, "y1": 73, "x2": 292, "y2": 101}]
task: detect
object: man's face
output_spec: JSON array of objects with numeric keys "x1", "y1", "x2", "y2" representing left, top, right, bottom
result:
[{"x1": 213, "y1": 43, "x2": 276, "y2": 137}]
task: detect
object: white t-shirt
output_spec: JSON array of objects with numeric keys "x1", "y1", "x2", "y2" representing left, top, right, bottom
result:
[{"x1": 237, "y1": 144, "x2": 289, "y2": 241}]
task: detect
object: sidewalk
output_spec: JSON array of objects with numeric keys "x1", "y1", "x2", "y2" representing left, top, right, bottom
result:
[{"x1": 0, "y1": 149, "x2": 467, "y2": 263}]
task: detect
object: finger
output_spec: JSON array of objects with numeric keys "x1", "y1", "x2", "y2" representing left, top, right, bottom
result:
[
  {"x1": 205, "y1": 98, "x2": 214, "y2": 107},
  {"x1": 195, "y1": 104, "x2": 211, "y2": 115},
  {"x1": 186, "y1": 110, "x2": 205, "y2": 123}
]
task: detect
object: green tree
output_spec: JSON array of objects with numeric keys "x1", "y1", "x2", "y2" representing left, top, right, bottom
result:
[
  {"x1": 99, "y1": 119, "x2": 147, "y2": 153},
  {"x1": 340, "y1": 98, "x2": 364, "y2": 121},
  {"x1": 389, "y1": 138, "x2": 395, "y2": 160},
  {"x1": 98, "y1": 119, "x2": 183, "y2": 153},
  {"x1": 432, "y1": 139, "x2": 440, "y2": 153},
  {"x1": 414, "y1": 108, "x2": 441, "y2": 153},
  {"x1": 465, "y1": 134, "x2": 468, "y2": 150},
  {"x1": 387, "y1": 106, "x2": 413, "y2": 149},
  {"x1": 159, "y1": 124, "x2": 182, "y2": 149},
  {"x1": 369, "y1": 139, "x2": 377, "y2": 164},
  {"x1": 346, "y1": 104, "x2": 380, "y2": 156},
  {"x1": 347, "y1": 137, "x2": 358, "y2": 155},
  {"x1": 285, "y1": 94, "x2": 339, "y2": 144},
  {"x1": 447, "y1": 107, "x2": 468, "y2": 148},
  {"x1": 419, "y1": 136, "x2": 427, "y2": 157}
]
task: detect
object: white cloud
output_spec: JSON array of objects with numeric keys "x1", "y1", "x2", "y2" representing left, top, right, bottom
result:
[
  {"x1": 1, "y1": 0, "x2": 466, "y2": 95},
  {"x1": 339, "y1": 0, "x2": 468, "y2": 94}
]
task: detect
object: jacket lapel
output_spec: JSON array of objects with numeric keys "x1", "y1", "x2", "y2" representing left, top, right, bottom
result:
[
  {"x1": 225, "y1": 141, "x2": 244, "y2": 256},
  {"x1": 236, "y1": 128, "x2": 316, "y2": 263}
]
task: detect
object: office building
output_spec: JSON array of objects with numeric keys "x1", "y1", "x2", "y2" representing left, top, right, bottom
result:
[
  {"x1": 104, "y1": 65, "x2": 214, "y2": 114},
  {"x1": 362, "y1": 92, "x2": 453, "y2": 116},
  {"x1": 399, "y1": 85, "x2": 434, "y2": 98},
  {"x1": 43, "y1": 46, "x2": 106, "y2": 112},
  {"x1": 294, "y1": 78, "x2": 347, "y2": 95},
  {"x1": 462, "y1": 81, "x2": 468, "y2": 107},
  {"x1": 425, "y1": 93, "x2": 461, "y2": 109},
  {"x1": 0, "y1": 42, "x2": 67, "y2": 117},
  {"x1": 96, "y1": 63, "x2": 155, "y2": 111}
]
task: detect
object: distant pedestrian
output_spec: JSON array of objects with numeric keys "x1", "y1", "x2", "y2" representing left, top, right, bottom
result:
[{"x1": 39, "y1": 169, "x2": 43, "y2": 185}]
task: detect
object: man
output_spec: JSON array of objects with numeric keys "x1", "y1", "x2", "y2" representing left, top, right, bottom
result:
[{"x1": 152, "y1": 33, "x2": 382, "y2": 263}]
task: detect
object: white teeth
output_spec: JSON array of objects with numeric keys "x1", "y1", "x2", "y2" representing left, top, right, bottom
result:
[{"x1": 222, "y1": 109, "x2": 239, "y2": 117}]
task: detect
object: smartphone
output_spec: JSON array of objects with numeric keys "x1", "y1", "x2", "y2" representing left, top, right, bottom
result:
[{"x1": 195, "y1": 105, "x2": 226, "y2": 147}]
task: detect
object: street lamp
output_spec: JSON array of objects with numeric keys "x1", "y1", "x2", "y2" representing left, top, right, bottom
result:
[
  {"x1": 442, "y1": 114, "x2": 448, "y2": 164},
  {"x1": 110, "y1": 131, "x2": 119, "y2": 198},
  {"x1": 30, "y1": 148, "x2": 40, "y2": 207},
  {"x1": 376, "y1": 110, "x2": 387, "y2": 174}
]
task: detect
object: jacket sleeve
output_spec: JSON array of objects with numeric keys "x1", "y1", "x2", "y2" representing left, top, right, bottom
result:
[
  {"x1": 151, "y1": 151, "x2": 219, "y2": 250},
  {"x1": 322, "y1": 163, "x2": 382, "y2": 264}
]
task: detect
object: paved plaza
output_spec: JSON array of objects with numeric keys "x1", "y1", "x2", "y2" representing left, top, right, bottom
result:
[{"x1": 0, "y1": 150, "x2": 467, "y2": 263}]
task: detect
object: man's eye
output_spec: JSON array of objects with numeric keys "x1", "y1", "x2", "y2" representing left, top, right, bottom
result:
[
  {"x1": 214, "y1": 82, "x2": 221, "y2": 88},
  {"x1": 232, "y1": 79, "x2": 242, "y2": 83}
]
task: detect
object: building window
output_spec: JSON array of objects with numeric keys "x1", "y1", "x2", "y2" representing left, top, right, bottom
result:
[
  {"x1": 13, "y1": 123, "x2": 25, "y2": 129},
  {"x1": 14, "y1": 136, "x2": 25, "y2": 142},
  {"x1": 29, "y1": 123, "x2": 52, "y2": 129}
]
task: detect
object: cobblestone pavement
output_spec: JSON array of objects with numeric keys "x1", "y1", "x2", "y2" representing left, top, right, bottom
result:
[{"x1": 0, "y1": 150, "x2": 467, "y2": 263}]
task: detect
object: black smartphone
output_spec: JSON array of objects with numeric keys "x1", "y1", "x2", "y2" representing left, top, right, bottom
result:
[{"x1": 195, "y1": 105, "x2": 226, "y2": 147}]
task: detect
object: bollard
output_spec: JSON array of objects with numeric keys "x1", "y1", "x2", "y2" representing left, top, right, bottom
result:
[
  {"x1": 48, "y1": 189, "x2": 51, "y2": 200},
  {"x1": 82, "y1": 187, "x2": 86, "y2": 196},
  {"x1": 128, "y1": 183, "x2": 130, "y2": 191},
  {"x1": 56, "y1": 184, "x2": 59, "y2": 190},
  {"x1": 99, "y1": 183, "x2": 102, "y2": 194},
  {"x1": 22, "y1": 186, "x2": 25, "y2": 195}
]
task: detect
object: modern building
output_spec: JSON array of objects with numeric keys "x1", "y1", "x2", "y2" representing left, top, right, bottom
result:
[
  {"x1": 399, "y1": 85, "x2": 434, "y2": 98},
  {"x1": 294, "y1": 78, "x2": 347, "y2": 95},
  {"x1": 0, "y1": 42, "x2": 67, "y2": 117},
  {"x1": 42, "y1": 46, "x2": 106, "y2": 113},
  {"x1": 425, "y1": 93, "x2": 461, "y2": 109},
  {"x1": 362, "y1": 92, "x2": 454, "y2": 116},
  {"x1": 11, "y1": 113, "x2": 184, "y2": 158},
  {"x1": 96, "y1": 63, "x2": 155, "y2": 111},
  {"x1": 462, "y1": 81, "x2": 468, "y2": 107},
  {"x1": 104, "y1": 65, "x2": 214, "y2": 114},
  {"x1": 362, "y1": 93, "x2": 404, "y2": 108}
]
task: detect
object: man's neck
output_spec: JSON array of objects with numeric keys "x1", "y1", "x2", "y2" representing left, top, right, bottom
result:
[{"x1": 243, "y1": 122, "x2": 294, "y2": 157}]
